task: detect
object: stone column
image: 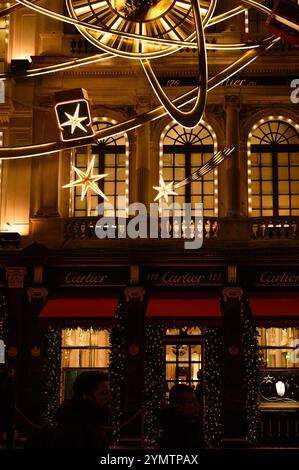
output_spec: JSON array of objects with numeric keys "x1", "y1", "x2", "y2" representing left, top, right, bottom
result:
[
  {"x1": 135, "y1": 95, "x2": 152, "y2": 208},
  {"x1": 224, "y1": 94, "x2": 242, "y2": 217}
]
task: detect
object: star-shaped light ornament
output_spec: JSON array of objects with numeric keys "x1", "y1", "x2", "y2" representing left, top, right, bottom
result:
[
  {"x1": 60, "y1": 103, "x2": 88, "y2": 135},
  {"x1": 153, "y1": 175, "x2": 178, "y2": 203},
  {"x1": 63, "y1": 156, "x2": 108, "y2": 201},
  {"x1": 262, "y1": 374, "x2": 275, "y2": 384}
]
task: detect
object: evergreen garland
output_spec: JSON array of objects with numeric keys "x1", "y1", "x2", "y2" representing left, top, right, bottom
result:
[
  {"x1": 204, "y1": 327, "x2": 224, "y2": 447},
  {"x1": 43, "y1": 326, "x2": 62, "y2": 426},
  {"x1": 242, "y1": 299, "x2": 260, "y2": 444},
  {"x1": 109, "y1": 302, "x2": 126, "y2": 443},
  {"x1": 144, "y1": 325, "x2": 165, "y2": 445},
  {"x1": 0, "y1": 294, "x2": 7, "y2": 341}
]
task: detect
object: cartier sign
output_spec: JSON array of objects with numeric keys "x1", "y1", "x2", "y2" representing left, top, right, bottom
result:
[
  {"x1": 241, "y1": 267, "x2": 299, "y2": 287},
  {"x1": 48, "y1": 267, "x2": 130, "y2": 288},
  {"x1": 141, "y1": 267, "x2": 225, "y2": 287},
  {"x1": 258, "y1": 270, "x2": 299, "y2": 286}
]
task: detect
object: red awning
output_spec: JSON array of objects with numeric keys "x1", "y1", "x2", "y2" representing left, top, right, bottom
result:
[
  {"x1": 147, "y1": 292, "x2": 221, "y2": 317},
  {"x1": 249, "y1": 292, "x2": 299, "y2": 316},
  {"x1": 39, "y1": 293, "x2": 119, "y2": 318}
]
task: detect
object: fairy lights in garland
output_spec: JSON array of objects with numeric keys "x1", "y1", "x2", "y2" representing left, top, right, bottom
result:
[
  {"x1": 109, "y1": 302, "x2": 127, "y2": 443},
  {"x1": 0, "y1": 295, "x2": 7, "y2": 341},
  {"x1": 204, "y1": 327, "x2": 224, "y2": 447},
  {"x1": 144, "y1": 325, "x2": 166, "y2": 445},
  {"x1": 242, "y1": 298, "x2": 261, "y2": 445},
  {"x1": 43, "y1": 326, "x2": 62, "y2": 426}
]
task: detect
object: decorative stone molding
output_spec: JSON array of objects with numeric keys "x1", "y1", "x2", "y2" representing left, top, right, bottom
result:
[
  {"x1": 124, "y1": 287, "x2": 145, "y2": 302},
  {"x1": 222, "y1": 287, "x2": 243, "y2": 302},
  {"x1": 27, "y1": 287, "x2": 49, "y2": 303},
  {"x1": 5, "y1": 267, "x2": 27, "y2": 289}
]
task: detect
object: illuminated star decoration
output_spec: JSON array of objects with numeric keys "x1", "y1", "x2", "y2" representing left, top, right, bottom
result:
[
  {"x1": 60, "y1": 103, "x2": 88, "y2": 135},
  {"x1": 153, "y1": 148, "x2": 235, "y2": 202},
  {"x1": 63, "y1": 156, "x2": 108, "y2": 201},
  {"x1": 153, "y1": 175, "x2": 178, "y2": 202},
  {"x1": 262, "y1": 374, "x2": 275, "y2": 384}
]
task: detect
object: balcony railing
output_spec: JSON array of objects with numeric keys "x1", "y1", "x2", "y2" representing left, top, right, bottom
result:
[
  {"x1": 63, "y1": 216, "x2": 219, "y2": 241},
  {"x1": 62, "y1": 216, "x2": 299, "y2": 243},
  {"x1": 250, "y1": 218, "x2": 299, "y2": 240},
  {"x1": 62, "y1": 33, "x2": 299, "y2": 56}
]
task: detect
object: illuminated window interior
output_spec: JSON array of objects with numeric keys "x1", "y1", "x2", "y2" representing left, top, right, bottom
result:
[
  {"x1": 161, "y1": 122, "x2": 218, "y2": 217},
  {"x1": 72, "y1": 120, "x2": 129, "y2": 216},
  {"x1": 257, "y1": 327, "x2": 299, "y2": 368},
  {"x1": 165, "y1": 327, "x2": 203, "y2": 395},
  {"x1": 61, "y1": 327, "x2": 110, "y2": 400},
  {"x1": 249, "y1": 119, "x2": 299, "y2": 217}
]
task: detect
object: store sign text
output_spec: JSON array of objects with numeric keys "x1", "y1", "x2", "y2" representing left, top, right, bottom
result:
[{"x1": 259, "y1": 271, "x2": 299, "y2": 285}]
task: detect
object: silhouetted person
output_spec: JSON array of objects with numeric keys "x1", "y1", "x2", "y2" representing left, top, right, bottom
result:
[
  {"x1": 51, "y1": 371, "x2": 112, "y2": 449},
  {"x1": 157, "y1": 383, "x2": 203, "y2": 451},
  {"x1": 0, "y1": 365, "x2": 16, "y2": 449}
]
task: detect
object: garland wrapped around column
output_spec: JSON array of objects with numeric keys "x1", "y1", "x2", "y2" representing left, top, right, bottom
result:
[
  {"x1": 204, "y1": 327, "x2": 224, "y2": 447},
  {"x1": 43, "y1": 326, "x2": 62, "y2": 426},
  {"x1": 109, "y1": 301, "x2": 126, "y2": 443},
  {"x1": 0, "y1": 294, "x2": 7, "y2": 341},
  {"x1": 243, "y1": 298, "x2": 260, "y2": 444},
  {"x1": 144, "y1": 325, "x2": 165, "y2": 446}
]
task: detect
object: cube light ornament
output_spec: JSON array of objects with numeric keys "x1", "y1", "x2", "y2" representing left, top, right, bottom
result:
[
  {"x1": 54, "y1": 88, "x2": 95, "y2": 143},
  {"x1": 265, "y1": 0, "x2": 299, "y2": 45}
]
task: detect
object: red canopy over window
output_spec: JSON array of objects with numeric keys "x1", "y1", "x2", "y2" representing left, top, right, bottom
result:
[
  {"x1": 249, "y1": 292, "x2": 299, "y2": 316},
  {"x1": 147, "y1": 292, "x2": 221, "y2": 318},
  {"x1": 39, "y1": 293, "x2": 119, "y2": 318}
]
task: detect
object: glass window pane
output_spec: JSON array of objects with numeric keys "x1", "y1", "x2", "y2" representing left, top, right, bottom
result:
[
  {"x1": 252, "y1": 195, "x2": 261, "y2": 209},
  {"x1": 291, "y1": 182, "x2": 299, "y2": 194},
  {"x1": 261, "y1": 153, "x2": 272, "y2": 165},
  {"x1": 279, "y1": 195, "x2": 290, "y2": 209},
  {"x1": 164, "y1": 154, "x2": 173, "y2": 166},
  {"x1": 174, "y1": 154, "x2": 185, "y2": 166},
  {"x1": 203, "y1": 196, "x2": 214, "y2": 209},
  {"x1": 278, "y1": 181, "x2": 289, "y2": 194},
  {"x1": 262, "y1": 196, "x2": 273, "y2": 209},
  {"x1": 251, "y1": 153, "x2": 259, "y2": 165},
  {"x1": 175, "y1": 168, "x2": 185, "y2": 181},
  {"x1": 262, "y1": 181, "x2": 273, "y2": 194},
  {"x1": 278, "y1": 167, "x2": 289, "y2": 180},
  {"x1": 191, "y1": 154, "x2": 203, "y2": 166},
  {"x1": 261, "y1": 167, "x2": 272, "y2": 179},
  {"x1": 290, "y1": 153, "x2": 299, "y2": 165},
  {"x1": 291, "y1": 195, "x2": 299, "y2": 207},
  {"x1": 251, "y1": 182, "x2": 260, "y2": 194},
  {"x1": 277, "y1": 153, "x2": 289, "y2": 165},
  {"x1": 290, "y1": 167, "x2": 299, "y2": 179},
  {"x1": 203, "y1": 182, "x2": 214, "y2": 194},
  {"x1": 251, "y1": 168, "x2": 260, "y2": 180},
  {"x1": 163, "y1": 168, "x2": 173, "y2": 181}
]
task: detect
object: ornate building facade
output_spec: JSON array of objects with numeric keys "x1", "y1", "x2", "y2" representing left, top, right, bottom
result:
[{"x1": 0, "y1": 0, "x2": 299, "y2": 448}]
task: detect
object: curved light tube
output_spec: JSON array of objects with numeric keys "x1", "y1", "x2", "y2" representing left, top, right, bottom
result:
[
  {"x1": 141, "y1": 0, "x2": 207, "y2": 128},
  {"x1": 14, "y1": 0, "x2": 272, "y2": 60},
  {"x1": 0, "y1": 35, "x2": 278, "y2": 160}
]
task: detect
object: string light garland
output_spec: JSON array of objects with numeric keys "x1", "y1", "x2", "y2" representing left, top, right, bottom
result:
[
  {"x1": 43, "y1": 326, "x2": 62, "y2": 426},
  {"x1": 204, "y1": 327, "x2": 224, "y2": 447},
  {"x1": 144, "y1": 325, "x2": 165, "y2": 445},
  {"x1": 0, "y1": 295, "x2": 7, "y2": 341},
  {"x1": 109, "y1": 302, "x2": 127, "y2": 443},
  {"x1": 242, "y1": 298, "x2": 261, "y2": 445}
]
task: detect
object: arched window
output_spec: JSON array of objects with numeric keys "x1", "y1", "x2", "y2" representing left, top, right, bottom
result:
[
  {"x1": 248, "y1": 118, "x2": 299, "y2": 216},
  {"x1": 72, "y1": 120, "x2": 129, "y2": 216},
  {"x1": 161, "y1": 121, "x2": 218, "y2": 216}
]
